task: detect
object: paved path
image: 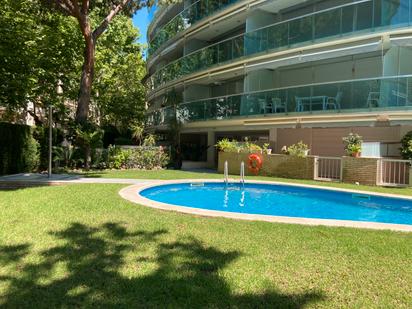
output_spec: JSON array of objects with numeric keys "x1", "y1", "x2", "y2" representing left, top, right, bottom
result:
[{"x1": 0, "y1": 173, "x2": 151, "y2": 185}]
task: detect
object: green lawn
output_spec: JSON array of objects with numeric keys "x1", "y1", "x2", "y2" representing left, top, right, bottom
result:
[
  {"x1": 1, "y1": 182, "x2": 411, "y2": 307},
  {"x1": 80, "y1": 169, "x2": 412, "y2": 197}
]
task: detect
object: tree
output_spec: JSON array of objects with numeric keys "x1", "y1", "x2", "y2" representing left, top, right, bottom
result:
[
  {"x1": 0, "y1": 0, "x2": 82, "y2": 123},
  {"x1": 42, "y1": 0, "x2": 156, "y2": 124},
  {"x1": 94, "y1": 15, "x2": 146, "y2": 131}
]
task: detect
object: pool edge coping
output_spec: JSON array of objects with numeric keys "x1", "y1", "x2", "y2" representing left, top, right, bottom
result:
[{"x1": 119, "y1": 179, "x2": 412, "y2": 232}]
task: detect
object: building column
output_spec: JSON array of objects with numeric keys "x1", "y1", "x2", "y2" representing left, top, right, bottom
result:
[
  {"x1": 269, "y1": 128, "x2": 277, "y2": 152},
  {"x1": 207, "y1": 131, "x2": 216, "y2": 168}
]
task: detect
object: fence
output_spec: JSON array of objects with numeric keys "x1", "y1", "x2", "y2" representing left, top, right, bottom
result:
[
  {"x1": 218, "y1": 152, "x2": 412, "y2": 187},
  {"x1": 377, "y1": 159, "x2": 411, "y2": 187},
  {"x1": 314, "y1": 157, "x2": 342, "y2": 182}
]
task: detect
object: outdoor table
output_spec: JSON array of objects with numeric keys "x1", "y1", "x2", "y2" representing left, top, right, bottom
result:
[{"x1": 295, "y1": 95, "x2": 328, "y2": 112}]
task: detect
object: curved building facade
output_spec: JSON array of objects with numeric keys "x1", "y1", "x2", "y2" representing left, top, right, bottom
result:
[{"x1": 146, "y1": 0, "x2": 412, "y2": 167}]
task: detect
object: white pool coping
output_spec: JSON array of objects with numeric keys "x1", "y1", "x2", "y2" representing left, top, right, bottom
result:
[{"x1": 119, "y1": 179, "x2": 412, "y2": 232}]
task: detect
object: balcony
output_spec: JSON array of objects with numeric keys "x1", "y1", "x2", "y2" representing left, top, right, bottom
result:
[
  {"x1": 149, "y1": 0, "x2": 412, "y2": 91},
  {"x1": 148, "y1": 0, "x2": 240, "y2": 57},
  {"x1": 146, "y1": 76, "x2": 412, "y2": 126}
]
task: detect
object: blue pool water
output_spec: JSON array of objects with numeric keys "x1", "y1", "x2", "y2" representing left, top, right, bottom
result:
[{"x1": 140, "y1": 182, "x2": 412, "y2": 225}]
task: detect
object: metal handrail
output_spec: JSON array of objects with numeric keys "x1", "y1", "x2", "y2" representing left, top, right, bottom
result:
[
  {"x1": 240, "y1": 161, "x2": 245, "y2": 186},
  {"x1": 224, "y1": 160, "x2": 229, "y2": 185}
]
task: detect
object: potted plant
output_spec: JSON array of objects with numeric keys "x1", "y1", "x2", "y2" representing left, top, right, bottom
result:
[
  {"x1": 343, "y1": 133, "x2": 362, "y2": 157},
  {"x1": 263, "y1": 143, "x2": 272, "y2": 155},
  {"x1": 287, "y1": 141, "x2": 309, "y2": 158}
]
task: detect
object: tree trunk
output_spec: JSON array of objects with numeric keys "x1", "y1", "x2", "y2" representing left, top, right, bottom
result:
[{"x1": 76, "y1": 35, "x2": 95, "y2": 124}]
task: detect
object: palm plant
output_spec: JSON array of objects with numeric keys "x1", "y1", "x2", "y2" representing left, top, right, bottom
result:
[
  {"x1": 131, "y1": 123, "x2": 144, "y2": 145},
  {"x1": 75, "y1": 126, "x2": 103, "y2": 170}
]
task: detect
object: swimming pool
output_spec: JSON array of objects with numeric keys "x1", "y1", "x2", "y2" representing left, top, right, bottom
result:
[{"x1": 139, "y1": 182, "x2": 412, "y2": 226}]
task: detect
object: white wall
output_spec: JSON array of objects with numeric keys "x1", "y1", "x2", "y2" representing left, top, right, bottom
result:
[
  {"x1": 243, "y1": 54, "x2": 384, "y2": 92},
  {"x1": 244, "y1": 69, "x2": 274, "y2": 92},
  {"x1": 211, "y1": 79, "x2": 244, "y2": 97},
  {"x1": 246, "y1": 9, "x2": 276, "y2": 32}
]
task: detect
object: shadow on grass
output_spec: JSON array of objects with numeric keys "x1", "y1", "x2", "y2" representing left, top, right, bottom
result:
[{"x1": 0, "y1": 222, "x2": 324, "y2": 307}]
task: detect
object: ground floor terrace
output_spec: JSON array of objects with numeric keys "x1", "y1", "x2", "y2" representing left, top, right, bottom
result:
[
  {"x1": 0, "y1": 170, "x2": 411, "y2": 308},
  {"x1": 154, "y1": 120, "x2": 412, "y2": 169}
]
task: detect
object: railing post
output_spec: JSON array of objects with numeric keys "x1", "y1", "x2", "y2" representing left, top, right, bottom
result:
[
  {"x1": 313, "y1": 156, "x2": 319, "y2": 180},
  {"x1": 376, "y1": 159, "x2": 382, "y2": 186},
  {"x1": 409, "y1": 162, "x2": 412, "y2": 187}
]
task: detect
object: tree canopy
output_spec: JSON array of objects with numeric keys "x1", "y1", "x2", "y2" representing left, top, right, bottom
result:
[
  {"x1": 0, "y1": 0, "x2": 147, "y2": 130},
  {"x1": 40, "y1": 0, "x2": 154, "y2": 123}
]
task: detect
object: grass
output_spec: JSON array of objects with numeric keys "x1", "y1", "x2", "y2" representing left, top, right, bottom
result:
[
  {"x1": 79, "y1": 169, "x2": 412, "y2": 197},
  {"x1": 0, "y1": 181, "x2": 412, "y2": 307}
]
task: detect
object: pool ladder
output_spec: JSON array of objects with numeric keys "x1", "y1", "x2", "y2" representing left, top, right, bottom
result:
[
  {"x1": 224, "y1": 161, "x2": 245, "y2": 187},
  {"x1": 240, "y1": 161, "x2": 245, "y2": 187},
  {"x1": 224, "y1": 161, "x2": 229, "y2": 186}
]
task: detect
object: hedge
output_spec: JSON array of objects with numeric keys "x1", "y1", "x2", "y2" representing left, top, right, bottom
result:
[{"x1": 0, "y1": 122, "x2": 39, "y2": 175}]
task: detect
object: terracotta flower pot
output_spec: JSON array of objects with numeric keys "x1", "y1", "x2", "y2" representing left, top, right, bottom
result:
[{"x1": 351, "y1": 151, "x2": 361, "y2": 158}]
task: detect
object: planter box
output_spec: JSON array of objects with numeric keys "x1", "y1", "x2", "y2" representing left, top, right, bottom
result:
[
  {"x1": 218, "y1": 152, "x2": 314, "y2": 180},
  {"x1": 341, "y1": 156, "x2": 379, "y2": 186}
]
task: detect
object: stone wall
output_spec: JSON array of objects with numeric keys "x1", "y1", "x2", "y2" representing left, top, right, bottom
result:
[
  {"x1": 218, "y1": 152, "x2": 315, "y2": 180},
  {"x1": 341, "y1": 157, "x2": 379, "y2": 186}
]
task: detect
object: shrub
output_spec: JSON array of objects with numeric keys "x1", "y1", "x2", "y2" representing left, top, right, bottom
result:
[
  {"x1": 287, "y1": 141, "x2": 309, "y2": 158},
  {"x1": 75, "y1": 125, "x2": 104, "y2": 170},
  {"x1": 107, "y1": 145, "x2": 131, "y2": 169},
  {"x1": 239, "y1": 137, "x2": 262, "y2": 153},
  {"x1": 33, "y1": 126, "x2": 64, "y2": 170},
  {"x1": 0, "y1": 122, "x2": 39, "y2": 175},
  {"x1": 216, "y1": 138, "x2": 263, "y2": 153},
  {"x1": 106, "y1": 146, "x2": 169, "y2": 170},
  {"x1": 400, "y1": 131, "x2": 412, "y2": 160},
  {"x1": 215, "y1": 138, "x2": 238, "y2": 153},
  {"x1": 142, "y1": 134, "x2": 156, "y2": 147},
  {"x1": 125, "y1": 147, "x2": 169, "y2": 170}
]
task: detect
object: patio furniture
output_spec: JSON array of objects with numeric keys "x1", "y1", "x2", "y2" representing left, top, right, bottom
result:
[
  {"x1": 367, "y1": 92, "x2": 380, "y2": 108},
  {"x1": 392, "y1": 90, "x2": 412, "y2": 106},
  {"x1": 325, "y1": 92, "x2": 343, "y2": 110},
  {"x1": 258, "y1": 98, "x2": 273, "y2": 114},
  {"x1": 295, "y1": 95, "x2": 328, "y2": 112},
  {"x1": 271, "y1": 97, "x2": 287, "y2": 113}
]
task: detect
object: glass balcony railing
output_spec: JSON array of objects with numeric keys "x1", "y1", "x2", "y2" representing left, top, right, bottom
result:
[
  {"x1": 146, "y1": 76, "x2": 412, "y2": 126},
  {"x1": 150, "y1": 0, "x2": 412, "y2": 90},
  {"x1": 149, "y1": 0, "x2": 239, "y2": 57},
  {"x1": 151, "y1": 34, "x2": 244, "y2": 88}
]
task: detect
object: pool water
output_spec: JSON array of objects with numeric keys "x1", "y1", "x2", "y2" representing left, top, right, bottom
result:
[{"x1": 140, "y1": 182, "x2": 412, "y2": 225}]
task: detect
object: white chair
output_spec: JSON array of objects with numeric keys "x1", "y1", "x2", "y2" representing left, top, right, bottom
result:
[
  {"x1": 326, "y1": 92, "x2": 343, "y2": 110},
  {"x1": 258, "y1": 98, "x2": 273, "y2": 114},
  {"x1": 295, "y1": 96, "x2": 303, "y2": 112},
  {"x1": 367, "y1": 92, "x2": 380, "y2": 108},
  {"x1": 272, "y1": 97, "x2": 286, "y2": 113}
]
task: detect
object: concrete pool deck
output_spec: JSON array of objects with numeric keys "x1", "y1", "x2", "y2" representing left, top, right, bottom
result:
[
  {"x1": 0, "y1": 173, "x2": 152, "y2": 186},
  {"x1": 119, "y1": 179, "x2": 412, "y2": 232}
]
